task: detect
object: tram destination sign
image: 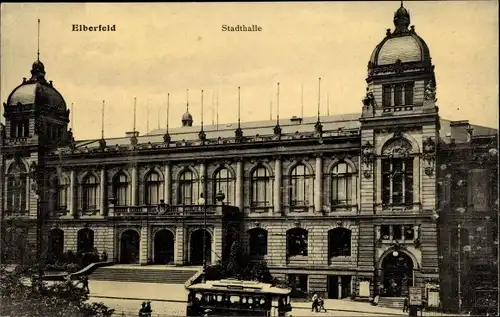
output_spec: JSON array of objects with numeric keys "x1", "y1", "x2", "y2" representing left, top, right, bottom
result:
[{"x1": 409, "y1": 287, "x2": 423, "y2": 307}]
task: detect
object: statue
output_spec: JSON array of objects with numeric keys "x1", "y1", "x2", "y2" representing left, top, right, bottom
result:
[
  {"x1": 424, "y1": 80, "x2": 437, "y2": 102},
  {"x1": 362, "y1": 88, "x2": 375, "y2": 107},
  {"x1": 0, "y1": 123, "x2": 5, "y2": 139}
]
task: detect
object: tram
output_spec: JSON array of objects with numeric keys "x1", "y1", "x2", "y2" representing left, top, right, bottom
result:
[{"x1": 186, "y1": 279, "x2": 292, "y2": 317}]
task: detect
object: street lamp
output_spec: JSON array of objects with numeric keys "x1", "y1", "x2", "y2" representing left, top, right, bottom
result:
[
  {"x1": 457, "y1": 206, "x2": 466, "y2": 315},
  {"x1": 198, "y1": 193, "x2": 207, "y2": 280},
  {"x1": 34, "y1": 192, "x2": 44, "y2": 292}
]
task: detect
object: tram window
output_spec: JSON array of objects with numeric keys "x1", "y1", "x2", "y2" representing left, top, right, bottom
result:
[
  {"x1": 230, "y1": 295, "x2": 240, "y2": 303},
  {"x1": 217, "y1": 295, "x2": 223, "y2": 302},
  {"x1": 195, "y1": 293, "x2": 202, "y2": 301}
]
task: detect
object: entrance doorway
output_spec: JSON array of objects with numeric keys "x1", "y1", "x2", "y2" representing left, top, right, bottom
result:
[
  {"x1": 120, "y1": 229, "x2": 140, "y2": 264},
  {"x1": 381, "y1": 251, "x2": 414, "y2": 297},
  {"x1": 154, "y1": 229, "x2": 175, "y2": 264},
  {"x1": 328, "y1": 275, "x2": 352, "y2": 299},
  {"x1": 189, "y1": 229, "x2": 212, "y2": 265}
]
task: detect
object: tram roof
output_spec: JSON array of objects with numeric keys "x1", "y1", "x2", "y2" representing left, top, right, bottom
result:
[{"x1": 187, "y1": 279, "x2": 291, "y2": 295}]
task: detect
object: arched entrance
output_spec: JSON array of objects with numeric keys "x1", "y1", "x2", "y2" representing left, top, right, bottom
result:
[
  {"x1": 381, "y1": 251, "x2": 414, "y2": 297},
  {"x1": 120, "y1": 230, "x2": 140, "y2": 264},
  {"x1": 190, "y1": 229, "x2": 212, "y2": 265},
  {"x1": 154, "y1": 229, "x2": 175, "y2": 264},
  {"x1": 48, "y1": 229, "x2": 64, "y2": 261}
]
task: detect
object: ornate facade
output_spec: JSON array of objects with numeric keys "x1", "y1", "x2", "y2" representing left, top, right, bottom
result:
[{"x1": 1, "y1": 3, "x2": 497, "y2": 311}]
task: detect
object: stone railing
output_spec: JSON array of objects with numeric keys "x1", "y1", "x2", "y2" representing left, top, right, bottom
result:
[{"x1": 108, "y1": 204, "x2": 220, "y2": 217}]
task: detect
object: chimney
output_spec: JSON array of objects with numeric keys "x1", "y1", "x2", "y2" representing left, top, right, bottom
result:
[
  {"x1": 450, "y1": 120, "x2": 470, "y2": 143},
  {"x1": 125, "y1": 131, "x2": 139, "y2": 138}
]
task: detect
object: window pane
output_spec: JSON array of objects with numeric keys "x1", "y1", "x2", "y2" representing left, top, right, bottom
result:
[
  {"x1": 383, "y1": 86, "x2": 391, "y2": 107},
  {"x1": 394, "y1": 85, "x2": 402, "y2": 106},
  {"x1": 404, "y1": 83, "x2": 414, "y2": 105}
]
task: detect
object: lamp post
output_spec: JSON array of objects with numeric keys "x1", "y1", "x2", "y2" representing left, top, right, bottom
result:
[
  {"x1": 34, "y1": 192, "x2": 44, "y2": 292},
  {"x1": 198, "y1": 193, "x2": 207, "y2": 277}
]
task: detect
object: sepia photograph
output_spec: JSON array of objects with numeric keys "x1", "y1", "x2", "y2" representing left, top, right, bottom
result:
[{"x1": 0, "y1": 1, "x2": 498, "y2": 316}]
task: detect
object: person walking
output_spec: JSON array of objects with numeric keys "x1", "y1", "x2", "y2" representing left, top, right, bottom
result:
[
  {"x1": 138, "y1": 302, "x2": 146, "y2": 317},
  {"x1": 403, "y1": 296, "x2": 409, "y2": 312},
  {"x1": 311, "y1": 293, "x2": 319, "y2": 312}
]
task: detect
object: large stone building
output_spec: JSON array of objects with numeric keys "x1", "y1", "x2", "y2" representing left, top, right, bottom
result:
[{"x1": 1, "y1": 3, "x2": 498, "y2": 311}]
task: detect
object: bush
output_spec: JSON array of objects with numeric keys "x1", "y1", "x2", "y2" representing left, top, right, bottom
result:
[{"x1": 0, "y1": 266, "x2": 114, "y2": 317}]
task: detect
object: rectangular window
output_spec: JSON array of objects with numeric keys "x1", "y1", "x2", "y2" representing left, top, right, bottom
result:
[
  {"x1": 404, "y1": 225, "x2": 415, "y2": 240},
  {"x1": 393, "y1": 225, "x2": 403, "y2": 240},
  {"x1": 381, "y1": 225, "x2": 391, "y2": 240},
  {"x1": 23, "y1": 119, "x2": 30, "y2": 137},
  {"x1": 383, "y1": 86, "x2": 392, "y2": 107},
  {"x1": 288, "y1": 274, "x2": 308, "y2": 298},
  {"x1": 404, "y1": 83, "x2": 414, "y2": 105},
  {"x1": 382, "y1": 158, "x2": 414, "y2": 206},
  {"x1": 394, "y1": 84, "x2": 403, "y2": 106}
]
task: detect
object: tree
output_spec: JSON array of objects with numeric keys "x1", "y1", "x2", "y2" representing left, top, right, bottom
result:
[
  {"x1": 0, "y1": 265, "x2": 114, "y2": 317},
  {"x1": 226, "y1": 240, "x2": 243, "y2": 277}
]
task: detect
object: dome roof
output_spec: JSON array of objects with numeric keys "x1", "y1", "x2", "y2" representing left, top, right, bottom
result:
[
  {"x1": 370, "y1": 34, "x2": 430, "y2": 66},
  {"x1": 182, "y1": 111, "x2": 193, "y2": 121},
  {"x1": 368, "y1": 3, "x2": 431, "y2": 69},
  {"x1": 6, "y1": 59, "x2": 67, "y2": 110}
]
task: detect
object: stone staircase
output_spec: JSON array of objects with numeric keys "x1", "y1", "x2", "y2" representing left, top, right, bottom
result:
[
  {"x1": 377, "y1": 297, "x2": 405, "y2": 310},
  {"x1": 89, "y1": 266, "x2": 200, "y2": 284}
]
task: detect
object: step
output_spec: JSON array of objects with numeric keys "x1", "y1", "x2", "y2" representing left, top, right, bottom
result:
[
  {"x1": 89, "y1": 267, "x2": 197, "y2": 284},
  {"x1": 377, "y1": 297, "x2": 405, "y2": 309}
]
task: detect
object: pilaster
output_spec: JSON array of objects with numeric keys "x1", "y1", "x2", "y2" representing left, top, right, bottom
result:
[
  {"x1": 314, "y1": 156, "x2": 323, "y2": 213},
  {"x1": 165, "y1": 163, "x2": 171, "y2": 204},
  {"x1": 235, "y1": 161, "x2": 243, "y2": 212},
  {"x1": 274, "y1": 157, "x2": 282, "y2": 215},
  {"x1": 174, "y1": 226, "x2": 185, "y2": 266},
  {"x1": 99, "y1": 168, "x2": 107, "y2": 216},
  {"x1": 139, "y1": 225, "x2": 149, "y2": 265},
  {"x1": 70, "y1": 170, "x2": 77, "y2": 217},
  {"x1": 131, "y1": 165, "x2": 138, "y2": 206}
]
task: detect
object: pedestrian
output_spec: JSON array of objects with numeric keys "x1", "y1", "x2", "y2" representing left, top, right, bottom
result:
[
  {"x1": 138, "y1": 302, "x2": 146, "y2": 317},
  {"x1": 318, "y1": 296, "x2": 326, "y2": 312},
  {"x1": 311, "y1": 292, "x2": 319, "y2": 312},
  {"x1": 403, "y1": 296, "x2": 409, "y2": 312},
  {"x1": 80, "y1": 275, "x2": 90, "y2": 294},
  {"x1": 144, "y1": 301, "x2": 152, "y2": 317}
]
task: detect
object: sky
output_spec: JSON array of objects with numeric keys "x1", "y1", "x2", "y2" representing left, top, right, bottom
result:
[{"x1": 1, "y1": 1, "x2": 498, "y2": 140}]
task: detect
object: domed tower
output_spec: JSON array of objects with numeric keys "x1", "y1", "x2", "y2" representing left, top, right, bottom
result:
[
  {"x1": 181, "y1": 111, "x2": 193, "y2": 127},
  {"x1": 357, "y1": 3, "x2": 441, "y2": 299},
  {"x1": 362, "y1": 1, "x2": 437, "y2": 117},
  {"x1": 2, "y1": 57, "x2": 70, "y2": 147}
]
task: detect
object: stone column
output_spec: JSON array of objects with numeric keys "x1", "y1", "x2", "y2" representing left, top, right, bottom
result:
[
  {"x1": 199, "y1": 161, "x2": 206, "y2": 200},
  {"x1": 139, "y1": 225, "x2": 149, "y2": 265},
  {"x1": 100, "y1": 168, "x2": 106, "y2": 216},
  {"x1": 174, "y1": 226, "x2": 185, "y2": 266},
  {"x1": 375, "y1": 226, "x2": 381, "y2": 240},
  {"x1": 337, "y1": 276, "x2": 342, "y2": 299},
  {"x1": 70, "y1": 170, "x2": 77, "y2": 217},
  {"x1": 274, "y1": 157, "x2": 282, "y2": 215},
  {"x1": 314, "y1": 155, "x2": 323, "y2": 213},
  {"x1": 131, "y1": 165, "x2": 138, "y2": 206},
  {"x1": 389, "y1": 225, "x2": 394, "y2": 241},
  {"x1": 164, "y1": 163, "x2": 171, "y2": 204},
  {"x1": 235, "y1": 160, "x2": 243, "y2": 211},
  {"x1": 413, "y1": 225, "x2": 419, "y2": 240}
]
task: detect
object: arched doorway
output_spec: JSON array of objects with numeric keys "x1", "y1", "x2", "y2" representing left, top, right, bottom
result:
[
  {"x1": 48, "y1": 229, "x2": 64, "y2": 262},
  {"x1": 190, "y1": 229, "x2": 212, "y2": 265},
  {"x1": 120, "y1": 230, "x2": 140, "y2": 264},
  {"x1": 154, "y1": 229, "x2": 175, "y2": 264},
  {"x1": 381, "y1": 251, "x2": 414, "y2": 297}
]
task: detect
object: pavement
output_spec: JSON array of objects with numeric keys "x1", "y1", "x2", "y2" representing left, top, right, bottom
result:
[{"x1": 87, "y1": 280, "x2": 452, "y2": 316}]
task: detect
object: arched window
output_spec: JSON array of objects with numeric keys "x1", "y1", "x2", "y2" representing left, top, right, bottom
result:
[
  {"x1": 179, "y1": 170, "x2": 198, "y2": 205},
  {"x1": 381, "y1": 138, "x2": 414, "y2": 206},
  {"x1": 6, "y1": 162, "x2": 28, "y2": 213},
  {"x1": 77, "y1": 228, "x2": 94, "y2": 253},
  {"x1": 251, "y1": 166, "x2": 273, "y2": 208},
  {"x1": 145, "y1": 171, "x2": 162, "y2": 205},
  {"x1": 82, "y1": 174, "x2": 99, "y2": 211},
  {"x1": 113, "y1": 172, "x2": 130, "y2": 206},
  {"x1": 57, "y1": 177, "x2": 70, "y2": 211},
  {"x1": 290, "y1": 164, "x2": 312, "y2": 208},
  {"x1": 286, "y1": 228, "x2": 308, "y2": 257},
  {"x1": 328, "y1": 228, "x2": 352, "y2": 257},
  {"x1": 214, "y1": 168, "x2": 234, "y2": 205},
  {"x1": 331, "y1": 162, "x2": 355, "y2": 206},
  {"x1": 248, "y1": 228, "x2": 268, "y2": 256}
]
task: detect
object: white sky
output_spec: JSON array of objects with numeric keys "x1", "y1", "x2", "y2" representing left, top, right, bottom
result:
[{"x1": 1, "y1": 1, "x2": 498, "y2": 140}]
